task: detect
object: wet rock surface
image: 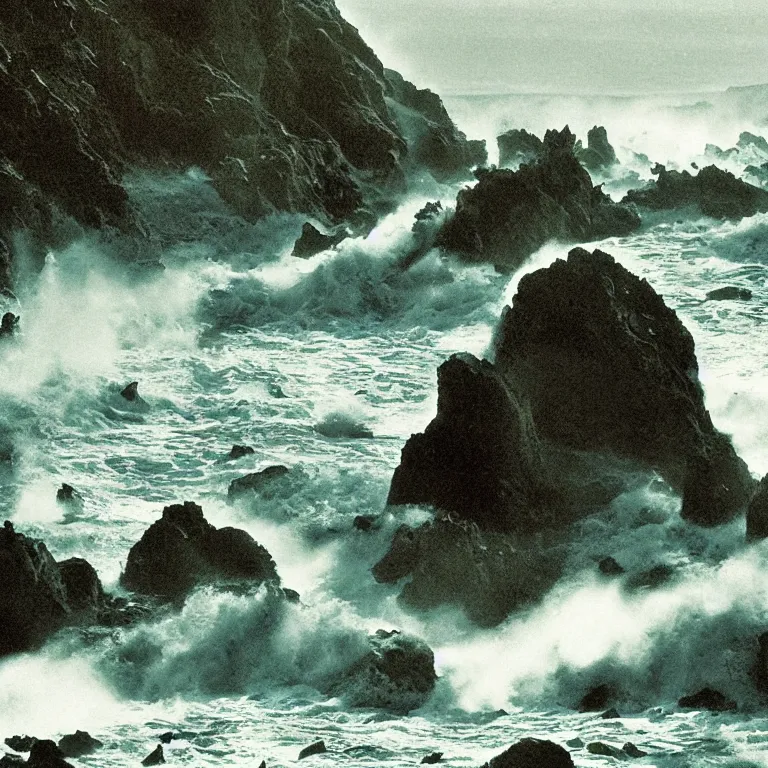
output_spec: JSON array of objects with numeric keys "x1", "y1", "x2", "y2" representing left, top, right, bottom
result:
[
  {"x1": 120, "y1": 501, "x2": 279, "y2": 600},
  {"x1": 481, "y1": 739, "x2": 574, "y2": 768},
  {"x1": 437, "y1": 128, "x2": 639, "y2": 272}
]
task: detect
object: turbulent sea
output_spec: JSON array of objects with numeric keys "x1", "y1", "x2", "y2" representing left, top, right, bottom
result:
[{"x1": 4, "y1": 91, "x2": 768, "y2": 767}]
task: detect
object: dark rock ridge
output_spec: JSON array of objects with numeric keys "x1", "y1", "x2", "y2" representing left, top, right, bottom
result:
[
  {"x1": 481, "y1": 739, "x2": 574, "y2": 768},
  {"x1": 493, "y1": 247, "x2": 754, "y2": 526},
  {"x1": 292, "y1": 223, "x2": 348, "y2": 259},
  {"x1": 120, "y1": 501, "x2": 279, "y2": 599},
  {"x1": 747, "y1": 474, "x2": 768, "y2": 542},
  {"x1": 326, "y1": 629, "x2": 437, "y2": 713},
  {"x1": 438, "y1": 127, "x2": 640, "y2": 272},
  {"x1": 0, "y1": 0, "x2": 481, "y2": 289},
  {"x1": 623, "y1": 164, "x2": 768, "y2": 219}
]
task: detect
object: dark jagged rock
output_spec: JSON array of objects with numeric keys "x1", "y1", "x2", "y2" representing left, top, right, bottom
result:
[
  {"x1": 598, "y1": 557, "x2": 625, "y2": 576},
  {"x1": 0, "y1": 312, "x2": 19, "y2": 337},
  {"x1": 601, "y1": 708, "x2": 621, "y2": 719},
  {"x1": 623, "y1": 164, "x2": 768, "y2": 219},
  {"x1": 120, "y1": 501, "x2": 279, "y2": 600},
  {"x1": 0, "y1": 521, "x2": 71, "y2": 656},
  {"x1": 56, "y1": 484, "x2": 84, "y2": 513},
  {"x1": 158, "y1": 733, "x2": 174, "y2": 745},
  {"x1": 314, "y1": 413, "x2": 373, "y2": 439},
  {"x1": 298, "y1": 741, "x2": 327, "y2": 761},
  {"x1": 57, "y1": 732, "x2": 103, "y2": 759},
  {"x1": 747, "y1": 475, "x2": 768, "y2": 542},
  {"x1": 292, "y1": 223, "x2": 348, "y2": 259},
  {"x1": 327, "y1": 629, "x2": 437, "y2": 713},
  {"x1": 706, "y1": 286, "x2": 753, "y2": 301},
  {"x1": 226, "y1": 444, "x2": 255, "y2": 461},
  {"x1": 384, "y1": 69, "x2": 486, "y2": 182},
  {"x1": 421, "y1": 754, "x2": 443, "y2": 764},
  {"x1": 27, "y1": 740, "x2": 74, "y2": 768},
  {"x1": 5, "y1": 737, "x2": 37, "y2": 753},
  {"x1": 141, "y1": 745, "x2": 165, "y2": 767},
  {"x1": 396, "y1": 201, "x2": 447, "y2": 272},
  {"x1": 387, "y1": 353, "x2": 555, "y2": 533},
  {"x1": 737, "y1": 131, "x2": 768, "y2": 155},
  {"x1": 120, "y1": 382, "x2": 141, "y2": 402},
  {"x1": 228, "y1": 465, "x2": 290, "y2": 499},
  {"x1": 497, "y1": 129, "x2": 544, "y2": 167},
  {"x1": 493, "y1": 247, "x2": 754, "y2": 526},
  {"x1": 0, "y1": 755, "x2": 25, "y2": 768},
  {"x1": 576, "y1": 126, "x2": 618, "y2": 172},
  {"x1": 481, "y1": 739, "x2": 574, "y2": 768},
  {"x1": 579, "y1": 684, "x2": 613, "y2": 712},
  {"x1": 622, "y1": 743, "x2": 648, "y2": 758},
  {"x1": 678, "y1": 687, "x2": 736, "y2": 711},
  {"x1": 0, "y1": 0, "x2": 481, "y2": 290},
  {"x1": 372, "y1": 518, "x2": 562, "y2": 626},
  {"x1": 437, "y1": 127, "x2": 640, "y2": 272}
]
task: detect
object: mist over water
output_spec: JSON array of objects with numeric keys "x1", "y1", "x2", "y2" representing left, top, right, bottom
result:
[{"x1": 5, "y1": 89, "x2": 768, "y2": 768}]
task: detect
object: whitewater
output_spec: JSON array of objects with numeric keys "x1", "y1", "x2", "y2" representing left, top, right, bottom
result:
[{"x1": 4, "y1": 91, "x2": 768, "y2": 768}]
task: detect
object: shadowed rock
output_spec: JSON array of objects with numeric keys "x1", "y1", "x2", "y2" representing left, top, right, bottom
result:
[
  {"x1": 298, "y1": 741, "x2": 326, "y2": 761},
  {"x1": 678, "y1": 687, "x2": 736, "y2": 711},
  {"x1": 579, "y1": 684, "x2": 613, "y2": 712},
  {"x1": 706, "y1": 286, "x2": 753, "y2": 301},
  {"x1": 421, "y1": 754, "x2": 443, "y2": 764},
  {"x1": 576, "y1": 126, "x2": 618, "y2": 172},
  {"x1": 4, "y1": 737, "x2": 37, "y2": 753},
  {"x1": 57, "y1": 732, "x2": 103, "y2": 759},
  {"x1": 497, "y1": 129, "x2": 544, "y2": 167},
  {"x1": 27, "y1": 741, "x2": 74, "y2": 768},
  {"x1": 481, "y1": 739, "x2": 574, "y2": 768},
  {"x1": 292, "y1": 223, "x2": 348, "y2": 259},
  {"x1": 0, "y1": 312, "x2": 19, "y2": 336},
  {"x1": 226, "y1": 444, "x2": 255, "y2": 461},
  {"x1": 327, "y1": 629, "x2": 437, "y2": 713},
  {"x1": 228, "y1": 465, "x2": 290, "y2": 499},
  {"x1": 120, "y1": 501, "x2": 279, "y2": 600},
  {"x1": 623, "y1": 164, "x2": 768, "y2": 219},
  {"x1": 493, "y1": 247, "x2": 754, "y2": 526},
  {"x1": 141, "y1": 745, "x2": 165, "y2": 767},
  {"x1": 437, "y1": 127, "x2": 640, "y2": 272},
  {"x1": 747, "y1": 474, "x2": 768, "y2": 542}
]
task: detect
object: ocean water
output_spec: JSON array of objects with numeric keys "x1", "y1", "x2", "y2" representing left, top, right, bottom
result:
[{"x1": 3, "y1": 92, "x2": 768, "y2": 767}]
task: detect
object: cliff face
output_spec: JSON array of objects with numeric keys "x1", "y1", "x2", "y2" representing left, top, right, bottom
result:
[{"x1": 0, "y1": 0, "x2": 481, "y2": 287}]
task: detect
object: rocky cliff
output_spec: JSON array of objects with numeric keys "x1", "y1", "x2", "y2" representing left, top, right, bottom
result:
[{"x1": 0, "y1": 0, "x2": 482, "y2": 288}]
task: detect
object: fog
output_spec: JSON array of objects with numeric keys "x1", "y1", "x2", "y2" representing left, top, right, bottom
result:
[{"x1": 336, "y1": 0, "x2": 768, "y2": 95}]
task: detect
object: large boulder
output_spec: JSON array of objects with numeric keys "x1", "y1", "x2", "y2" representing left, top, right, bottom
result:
[
  {"x1": 437, "y1": 127, "x2": 640, "y2": 272},
  {"x1": 120, "y1": 501, "x2": 279, "y2": 599},
  {"x1": 0, "y1": 521, "x2": 70, "y2": 656},
  {"x1": 387, "y1": 353, "x2": 556, "y2": 533},
  {"x1": 327, "y1": 629, "x2": 437, "y2": 712},
  {"x1": 493, "y1": 247, "x2": 754, "y2": 525},
  {"x1": 481, "y1": 739, "x2": 574, "y2": 768},
  {"x1": 623, "y1": 164, "x2": 768, "y2": 219}
]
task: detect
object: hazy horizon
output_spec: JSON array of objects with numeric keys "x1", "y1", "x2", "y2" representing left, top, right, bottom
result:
[{"x1": 335, "y1": 0, "x2": 768, "y2": 96}]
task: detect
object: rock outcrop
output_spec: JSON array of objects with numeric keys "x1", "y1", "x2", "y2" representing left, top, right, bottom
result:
[
  {"x1": 327, "y1": 629, "x2": 437, "y2": 713},
  {"x1": 481, "y1": 739, "x2": 574, "y2": 768},
  {"x1": 120, "y1": 501, "x2": 279, "y2": 599},
  {"x1": 576, "y1": 126, "x2": 618, "y2": 172},
  {"x1": 0, "y1": 0, "x2": 481, "y2": 289},
  {"x1": 497, "y1": 129, "x2": 544, "y2": 167},
  {"x1": 437, "y1": 128, "x2": 640, "y2": 272},
  {"x1": 623, "y1": 165, "x2": 768, "y2": 219},
  {"x1": 493, "y1": 247, "x2": 754, "y2": 526}
]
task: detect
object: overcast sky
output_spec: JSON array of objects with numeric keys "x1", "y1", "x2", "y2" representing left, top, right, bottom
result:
[{"x1": 335, "y1": 0, "x2": 768, "y2": 95}]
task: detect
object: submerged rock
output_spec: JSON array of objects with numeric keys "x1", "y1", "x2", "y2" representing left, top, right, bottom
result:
[
  {"x1": 120, "y1": 501, "x2": 279, "y2": 600},
  {"x1": 481, "y1": 739, "x2": 574, "y2": 768},
  {"x1": 298, "y1": 741, "x2": 327, "y2": 761},
  {"x1": 119, "y1": 382, "x2": 150, "y2": 411},
  {"x1": 328, "y1": 629, "x2": 437, "y2": 713},
  {"x1": 421, "y1": 753, "x2": 443, "y2": 764},
  {"x1": 57, "y1": 732, "x2": 103, "y2": 759},
  {"x1": 292, "y1": 223, "x2": 348, "y2": 259},
  {"x1": 586, "y1": 742, "x2": 624, "y2": 758},
  {"x1": 141, "y1": 745, "x2": 165, "y2": 767},
  {"x1": 314, "y1": 412, "x2": 373, "y2": 439},
  {"x1": 623, "y1": 164, "x2": 768, "y2": 219},
  {"x1": 706, "y1": 286, "x2": 753, "y2": 301},
  {"x1": 493, "y1": 247, "x2": 754, "y2": 526},
  {"x1": 678, "y1": 687, "x2": 736, "y2": 711},
  {"x1": 228, "y1": 465, "x2": 290, "y2": 499},
  {"x1": 226, "y1": 444, "x2": 255, "y2": 461},
  {"x1": 437, "y1": 127, "x2": 640, "y2": 272},
  {"x1": 622, "y1": 742, "x2": 648, "y2": 758}
]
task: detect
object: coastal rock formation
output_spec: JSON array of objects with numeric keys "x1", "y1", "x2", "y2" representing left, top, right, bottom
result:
[
  {"x1": 497, "y1": 129, "x2": 544, "y2": 167},
  {"x1": 623, "y1": 165, "x2": 768, "y2": 219},
  {"x1": 328, "y1": 629, "x2": 437, "y2": 712},
  {"x1": 437, "y1": 128, "x2": 640, "y2": 272},
  {"x1": 481, "y1": 739, "x2": 574, "y2": 768},
  {"x1": 120, "y1": 501, "x2": 279, "y2": 599},
  {"x1": 387, "y1": 353, "x2": 555, "y2": 532},
  {"x1": 747, "y1": 474, "x2": 768, "y2": 541},
  {"x1": 576, "y1": 126, "x2": 618, "y2": 172},
  {"x1": 493, "y1": 247, "x2": 754, "y2": 526},
  {"x1": 0, "y1": 0, "x2": 481, "y2": 289}
]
